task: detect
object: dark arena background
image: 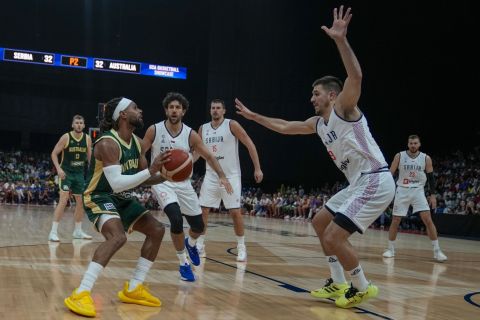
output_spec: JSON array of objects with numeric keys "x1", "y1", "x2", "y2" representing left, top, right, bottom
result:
[{"x1": 0, "y1": 1, "x2": 479, "y2": 320}]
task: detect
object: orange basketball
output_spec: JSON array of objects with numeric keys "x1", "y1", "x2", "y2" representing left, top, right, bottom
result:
[{"x1": 161, "y1": 149, "x2": 193, "y2": 182}]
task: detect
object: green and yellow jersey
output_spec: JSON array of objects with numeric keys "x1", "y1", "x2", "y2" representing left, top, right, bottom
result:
[
  {"x1": 60, "y1": 131, "x2": 89, "y2": 173},
  {"x1": 84, "y1": 129, "x2": 142, "y2": 196}
]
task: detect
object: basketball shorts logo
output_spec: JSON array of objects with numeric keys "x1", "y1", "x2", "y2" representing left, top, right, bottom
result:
[
  {"x1": 104, "y1": 203, "x2": 115, "y2": 211},
  {"x1": 62, "y1": 185, "x2": 70, "y2": 191}
]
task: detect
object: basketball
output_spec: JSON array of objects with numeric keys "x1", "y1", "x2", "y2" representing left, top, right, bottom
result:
[{"x1": 161, "y1": 149, "x2": 193, "y2": 182}]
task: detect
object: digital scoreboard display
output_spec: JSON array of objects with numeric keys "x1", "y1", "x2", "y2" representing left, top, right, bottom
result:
[{"x1": 0, "y1": 47, "x2": 187, "y2": 80}]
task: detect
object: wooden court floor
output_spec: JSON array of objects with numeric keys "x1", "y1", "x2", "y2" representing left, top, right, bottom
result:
[{"x1": 0, "y1": 204, "x2": 479, "y2": 320}]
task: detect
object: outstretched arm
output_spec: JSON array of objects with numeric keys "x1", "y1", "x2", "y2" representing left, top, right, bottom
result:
[
  {"x1": 235, "y1": 98, "x2": 318, "y2": 135},
  {"x1": 230, "y1": 120, "x2": 263, "y2": 183},
  {"x1": 96, "y1": 138, "x2": 169, "y2": 193},
  {"x1": 322, "y1": 6, "x2": 362, "y2": 115}
]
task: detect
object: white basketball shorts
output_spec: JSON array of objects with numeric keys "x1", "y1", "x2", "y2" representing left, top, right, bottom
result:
[
  {"x1": 199, "y1": 174, "x2": 241, "y2": 210},
  {"x1": 151, "y1": 180, "x2": 201, "y2": 216},
  {"x1": 325, "y1": 171, "x2": 395, "y2": 233},
  {"x1": 392, "y1": 186, "x2": 430, "y2": 216}
]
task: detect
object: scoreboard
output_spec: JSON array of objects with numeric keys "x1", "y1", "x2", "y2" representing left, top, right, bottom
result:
[{"x1": 0, "y1": 47, "x2": 187, "y2": 80}]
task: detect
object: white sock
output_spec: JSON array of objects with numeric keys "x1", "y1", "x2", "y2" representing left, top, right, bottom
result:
[
  {"x1": 236, "y1": 236, "x2": 245, "y2": 246},
  {"x1": 349, "y1": 265, "x2": 369, "y2": 292},
  {"x1": 75, "y1": 222, "x2": 82, "y2": 232},
  {"x1": 326, "y1": 255, "x2": 346, "y2": 283},
  {"x1": 78, "y1": 261, "x2": 104, "y2": 293},
  {"x1": 177, "y1": 250, "x2": 189, "y2": 265},
  {"x1": 187, "y1": 236, "x2": 197, "y2": 247},
  {"x1": 51, "y1": 221, "x2": 59, "y2": 233},
  {"x1": 432, "y1": 240, "x2": 440, "y2": 251},
  {"x1": 197, "y1": 235, "x2": 205, "y2": 247},
  {"x1": 388, "y1": 240, "x2": 395, "y2": 251},
  {"x1": 307, "y1": 209, "x2": 313, "y2": 219},
  {"x1": 129, "y1": 257, "x2": 153, "y2": 291}
]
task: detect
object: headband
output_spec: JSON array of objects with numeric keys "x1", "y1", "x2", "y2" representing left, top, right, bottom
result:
[{"x1": 112, "y1": 98, "x2": 133, "y2": 121}]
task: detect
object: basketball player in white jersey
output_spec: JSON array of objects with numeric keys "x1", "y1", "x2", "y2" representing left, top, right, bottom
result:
[
  {"x1": 143, "y1": 92, "x2": 233, "y2": 282},
  {"x1": 235, "y1": 6, "x2": 394, "y2": 308},
  {"x1": 196, "y1": 99, "x2": 263, "y2": 261},
  {"x1": 382, "y1": 135, "x2": 447, "y2": 261}
]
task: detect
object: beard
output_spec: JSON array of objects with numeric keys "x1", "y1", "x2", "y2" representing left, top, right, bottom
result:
[
  {"x1": 130, "y1": 117, "x2": 144, "y2": 129},
  {"x1": 168, "y1": 116, "x2": 181, "y2": 125}
]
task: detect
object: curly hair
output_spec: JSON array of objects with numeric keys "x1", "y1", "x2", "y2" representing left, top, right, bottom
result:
[
  {"x1": 99, "y1": 97, "x2": 123, "y2": 132},
  {"x1": 162, "y1": 92, "x2": 189, "y2": 111}
]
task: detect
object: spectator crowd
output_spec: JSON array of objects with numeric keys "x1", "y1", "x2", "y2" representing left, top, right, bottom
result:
[{"x1": 2, "y1": 149, "x2": 480, "y2": 228}]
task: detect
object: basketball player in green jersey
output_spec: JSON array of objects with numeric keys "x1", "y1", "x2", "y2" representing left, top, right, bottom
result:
[
  {"x1": 65, "y1": 97, "x2": 171, "y2": 317},
  {"x1": 49, "y1": 115, "x2": 92, "y2": 242}
]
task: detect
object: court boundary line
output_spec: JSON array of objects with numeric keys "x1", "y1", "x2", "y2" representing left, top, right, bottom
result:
[{"x1": 209, "y1": 247, "x2": 395, "y2": 320}]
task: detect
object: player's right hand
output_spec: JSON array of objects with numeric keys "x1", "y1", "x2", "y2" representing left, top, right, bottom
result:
[
  {"x1": 235, "y1": 98, "x2": 256, "y2": 120},
  {"x1": 220, "y1": 177, "x2": 234, "y2": 194},
  {"x1": 254, "y1": 169, "x2": 264, "y2": 183},
  {"x1": 58, "y1": 168, "x2": 66, "y2": 180},
  {"x1": 150, "y1": 151, "x2": 171, "y2": 174}
]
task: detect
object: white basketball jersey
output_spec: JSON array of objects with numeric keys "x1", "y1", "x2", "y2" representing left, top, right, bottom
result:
[
  {"x1": 151, "y1": 120, "x2": 193, "y2": 186},
  {"x1": 316, "y1": 108, "x2": 388, "y2": 185},
  {"x1": 201, "y1": 119, "x2": 241, "y2": 178},
  {"x1": 397, "y1": 151, "x2": 427, "y2": 188}
]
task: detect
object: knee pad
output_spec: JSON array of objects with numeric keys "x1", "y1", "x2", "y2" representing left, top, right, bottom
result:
[
  {"x1": 185, "y1": 214, "x2": 205, "y2": 234},
  {"x1": 164, "y1": 203, "x2": 184, "y2": 234}
]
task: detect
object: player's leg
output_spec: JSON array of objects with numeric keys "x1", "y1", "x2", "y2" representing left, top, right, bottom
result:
[
  {"x1": 117, "y1": 205, "x2": 165, "y2": 307},
  {"x1": 198, "y1": 176, "x2": 222, "y2": 257},
  {"x1": 49, "y1": 188, "x2": 70, "y2": 242},
  {"x1": 152, "y1": 184, "x2": 194, "y2": 274},
  {"x1": 419, "y1": 210, "x2": 447, "y2": 261},
  {"x1": 72, "y1": 193, "x2": 92, "y2": 240},
  {"x1": 65, "y1": 214, "x2": 125, "y2": 317},
  {"x1": 328, "y1": 172, "x2": 395, "y2": 308},
  {"x1": 383, "y1": 188, "x2": 409, "y2": 258},
  {"x1": 222, "y1": 176, "x2": 246, "y2": 261},
  {"x1": 196, "y1": 206, "x2": 210, "y2": 258},
  {"x1": 410, "y1": 190, "x2": 447, "y2": 261},
  {"x1": 178, "y1": 185, "x2": 204, "y2": 268},
  {"x1": 310, "y1": 190, "x2": 349, "y2": 299}
]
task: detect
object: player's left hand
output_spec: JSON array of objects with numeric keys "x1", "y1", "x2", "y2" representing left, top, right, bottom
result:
[
  {"x1": 321, "y1": 5, "x2": 352, "y2": 41},
  {"x1": 254, "y1": 169, "x2": 264, "y2": 183},
  {"x1": 235, "y1": 98, "x2": 256, "y2": 120},
  {"x1": 429, "y1": 194, "x2": 437, "y2": 210},
  {"x1": 220, "y1": 177, "x2": 233, "y2": 194}
]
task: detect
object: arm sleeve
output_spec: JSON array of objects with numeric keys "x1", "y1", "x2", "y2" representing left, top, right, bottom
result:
[
  {"x1": 103, "y1": 165, "x2": 151, "y2": 193},
  {"x1": 426, "y1": 172, "x2": 436, "y2": 194}
]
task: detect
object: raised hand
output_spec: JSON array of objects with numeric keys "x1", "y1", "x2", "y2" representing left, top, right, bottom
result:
[
  {"x1": 235, "y1": 98, "x2": 256, "y2": 120},
  {"x1": 321, "y1": 5, "x2": 352, "y2": 41}
]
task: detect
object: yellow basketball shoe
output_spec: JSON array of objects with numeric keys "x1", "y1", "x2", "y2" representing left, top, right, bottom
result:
[
  {"x1": 118, "y1": 282, "x2": 162, "y2": 307},
  {"x1": 311, "y1": 278, "x2": 349, "y2": 299},
  {"x1": 335, "y1": 283, "x2": 378, "y2": 308},
  {"x1": 64, "y1": 289, "x2": 96, "y2": 317}
]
